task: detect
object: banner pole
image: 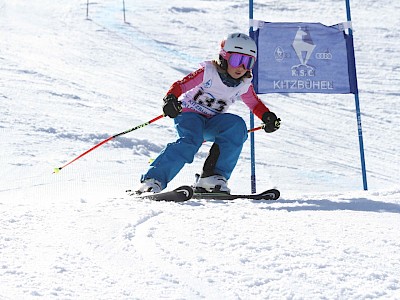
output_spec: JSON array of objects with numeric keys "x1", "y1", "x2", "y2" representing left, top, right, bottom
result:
[
  {"x1": 249, "y1": 0, "x2": 257, "y2": 193},
  {"x1": 345, "y1": 0, "x2": 368, "y2": 190}
]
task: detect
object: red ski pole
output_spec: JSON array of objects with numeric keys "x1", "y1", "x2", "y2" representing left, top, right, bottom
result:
[
  {"x1": 53, "y1": 114, "x2": 164, "y2": 173},
  {"x1": 247, "y1": 124, "x2": 265, "y2": 133}
]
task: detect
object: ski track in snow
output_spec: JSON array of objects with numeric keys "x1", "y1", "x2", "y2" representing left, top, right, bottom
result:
[
  {"x1": 1, "y1": 0, "x2": 400, "y2": 299},
  {"x1": 131, "y1": 209, "x2": 238, "y2": 299}
]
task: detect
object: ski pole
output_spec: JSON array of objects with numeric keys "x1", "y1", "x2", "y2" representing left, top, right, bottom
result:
[
  {"x1": 53, "y1": 114, "x2": 164, "y2": 173},
  {"x1": 248, "y1": 124, "x2": 265, "y2": 133}
]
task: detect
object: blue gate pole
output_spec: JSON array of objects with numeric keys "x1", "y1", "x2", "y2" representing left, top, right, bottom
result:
[
  {"x1": 345, "y1": 0, "x2": 368, "y2": 190},
  {"x1": 249, "y1": 0, "x2": 257, "y2": 193}
]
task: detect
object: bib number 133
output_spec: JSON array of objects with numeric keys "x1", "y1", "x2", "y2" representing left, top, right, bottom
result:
[{"x1": 193, "y1": 90, "x2": 227, "y2": 113}]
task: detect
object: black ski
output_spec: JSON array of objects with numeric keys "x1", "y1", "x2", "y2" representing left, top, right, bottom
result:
[
  {"x1": 127, "y1": 186, "x2": 279, "y2": 202},
  {"x1": 192, "y1": 188, "x2": 280, "y2": 201},
  {"x1": 131, "y1": 185, "x2": 194, "y2": 202}
]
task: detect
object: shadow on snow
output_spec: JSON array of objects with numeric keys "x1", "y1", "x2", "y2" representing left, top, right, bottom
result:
[
  {"x1": 262, "y1": 197, "x2": 400, "y2": 213},
  {"x1": 182, "y1": 197, "x2": 400, "y2": 213}
]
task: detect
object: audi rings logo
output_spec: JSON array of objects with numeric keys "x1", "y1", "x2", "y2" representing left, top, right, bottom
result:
[{"x1": 315, "y1": 51, "x2": 332, "y2": 60}]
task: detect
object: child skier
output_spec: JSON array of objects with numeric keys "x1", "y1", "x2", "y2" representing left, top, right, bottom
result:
[{"x1": 136, "y1": 33, "x2": 280, "y2": 194}]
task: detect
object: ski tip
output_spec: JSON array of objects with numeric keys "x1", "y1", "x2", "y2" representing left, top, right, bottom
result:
[
  {"x1": 268, "y1": 188, "x2": 280, "y2": 200},
  {"x1": 173, "y1": 185, "x2": 194, "y2": 200},
  {"x1": 257, "y1": 188, "x2": 280, "y2": 200},
  {"x1": 133, "y1": 185, "x2": 194, "y2": 202}
]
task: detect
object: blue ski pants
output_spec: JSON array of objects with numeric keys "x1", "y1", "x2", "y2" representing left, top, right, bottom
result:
[{"x1": 141, "y1": 112, "x2": 248, "y2": 189}]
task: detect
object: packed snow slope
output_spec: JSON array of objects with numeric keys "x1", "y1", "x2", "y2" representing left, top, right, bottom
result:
[{"x1": 1, "y1": 0, "x2": 399, "y2": 299}]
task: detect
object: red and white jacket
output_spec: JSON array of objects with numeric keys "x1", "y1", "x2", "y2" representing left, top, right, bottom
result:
[{"x1": 166, "y1": 61, "x2": 269, "y2": 119}]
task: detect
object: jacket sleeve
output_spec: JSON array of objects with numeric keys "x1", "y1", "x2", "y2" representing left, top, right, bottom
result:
[
  {"x1": 241, "y1": 85, "x2": 270, "y2": 120},
  {"x1": 166, "y1": 67, "x2": 205, "y2": 98}
]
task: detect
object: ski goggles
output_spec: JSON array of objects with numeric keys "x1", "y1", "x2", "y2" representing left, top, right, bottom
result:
[{"x1": 226, "y1": 52, "x2": 256, "y2": 70}]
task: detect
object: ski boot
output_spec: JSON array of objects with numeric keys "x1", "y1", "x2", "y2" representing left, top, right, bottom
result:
[
  {"x1": 193, "y1": 174, "x2": 231, "y2": 194},
  {"x1": 135, "y1": 178, "x2": 162, "y2": 194}
]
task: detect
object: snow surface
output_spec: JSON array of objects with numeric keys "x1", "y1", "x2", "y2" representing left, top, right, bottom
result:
[{"x1": 1, "y1": 0, "x2": 399, "y2": 299}]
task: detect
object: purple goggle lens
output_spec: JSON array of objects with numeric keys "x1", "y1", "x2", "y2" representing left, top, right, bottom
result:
[{"x1": 228, "y1": 53, "x2": 255, "y2": 70}]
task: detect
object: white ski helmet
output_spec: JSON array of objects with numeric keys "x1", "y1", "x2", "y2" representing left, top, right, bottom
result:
[{"x1": 219, "y1": 33, "x2": 257, "y2": 60}]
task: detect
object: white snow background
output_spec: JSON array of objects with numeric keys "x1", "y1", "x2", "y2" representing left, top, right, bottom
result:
[{"x1": 1, "y1": 0, "x2": 400, "y2": 299}]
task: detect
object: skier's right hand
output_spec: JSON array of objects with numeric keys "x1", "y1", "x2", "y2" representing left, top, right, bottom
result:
[{"x1": 163, "y1": 94, "x2": 182, "y2": 118}]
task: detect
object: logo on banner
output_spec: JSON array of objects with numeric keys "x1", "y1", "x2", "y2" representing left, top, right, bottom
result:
[
  {"x1": 291, "y1": 27, "x2": 316, "y2": 76},
  {"x1": 272, "y1": 26, "x2": 335, "y2": 91},
  {"x1": 274, "y1": 46, "x2": 286, "y2": 62}
]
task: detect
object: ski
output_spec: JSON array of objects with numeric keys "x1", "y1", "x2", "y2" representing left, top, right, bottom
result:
[
  {"x1": 192, "y1": 188, "x2": 280, "y2": 201},
  {"x1": 128, "y1": 185, "x2": 194, "y2": 202},
  {"x1": 127, "y1": 186, "x2": 279, "y2": 202}
]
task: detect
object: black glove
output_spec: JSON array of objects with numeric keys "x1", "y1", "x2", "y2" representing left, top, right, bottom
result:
[
  {"x1": 163, "y1": 94, "x2": 182, "y2": 118},
  {"x1": 262, "y1": 111, "x2": 281, "y2": 133}
]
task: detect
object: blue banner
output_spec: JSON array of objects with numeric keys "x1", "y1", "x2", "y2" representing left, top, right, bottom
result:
[{"x1": 254, "y1": 22, "x2": 358, "y2": 94}]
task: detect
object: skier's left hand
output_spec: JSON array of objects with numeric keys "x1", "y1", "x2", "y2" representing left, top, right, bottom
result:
[{"x1": 262, "y1": 111, "x2": 281, "y2": 133}]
